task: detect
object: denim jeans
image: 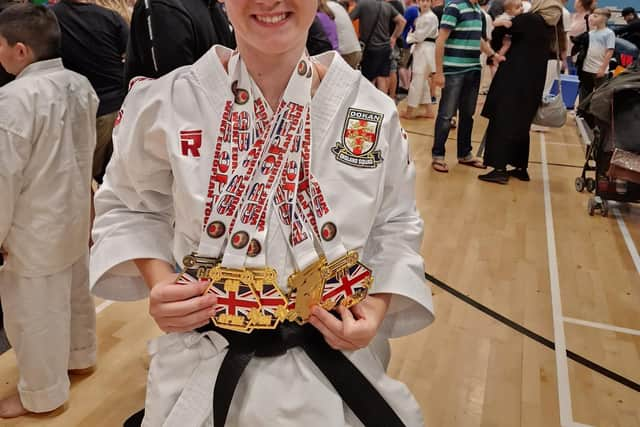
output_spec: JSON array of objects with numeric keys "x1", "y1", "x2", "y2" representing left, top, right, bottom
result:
[{"x1": 432, "y1": 70, "x2": 481, "y2": 161}]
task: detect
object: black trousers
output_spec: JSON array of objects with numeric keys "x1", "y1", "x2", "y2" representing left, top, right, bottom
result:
[{"x1": 579, "y1": 71, "x2": 607, "y2": 104}]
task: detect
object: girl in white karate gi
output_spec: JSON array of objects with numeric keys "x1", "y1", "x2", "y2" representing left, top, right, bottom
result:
[
  {"x1": 90, "y1": 1, "x2": 434, "y2": 426},
  {"x1": 402, "y1": 0, "x2": 439, "y2": 120}
]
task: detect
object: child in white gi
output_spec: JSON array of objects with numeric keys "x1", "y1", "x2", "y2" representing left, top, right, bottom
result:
[
  {"x1": 402, "y1": 0, "x2": 439, "y2": 119},
  {"x1": 0, "y1": 4, "x2": 98, "y2": 418},
  {"x1": 90, "y1": 1, "x2": 434, "y2": 426}
]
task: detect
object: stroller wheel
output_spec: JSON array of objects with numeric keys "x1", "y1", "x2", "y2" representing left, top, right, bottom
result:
[
  {"x1": 575, "y1": 177, "x2": 586, "y2": 193},
  {"x1": 588, "y1": 198, "x2": 596, "y2": 216},
  {"x1": 586, "y1": 178, "x2": 596, "y2": 193}
]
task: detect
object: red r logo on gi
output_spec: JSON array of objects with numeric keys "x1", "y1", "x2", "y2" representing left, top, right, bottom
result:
[{"x1": 180, "y1": 130, "x2": 203, "y2": 158}]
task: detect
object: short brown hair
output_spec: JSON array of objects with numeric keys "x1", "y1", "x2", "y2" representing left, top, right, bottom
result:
[
  {"x1": 592, "y1": 7, "x2": 611, "y2": 18},
  {"x1": 0, "y1": 3, "x2": 60, "y2": 61},
  {"x1": 578, "y1": 0, "x2": 595, "y2": 12}
]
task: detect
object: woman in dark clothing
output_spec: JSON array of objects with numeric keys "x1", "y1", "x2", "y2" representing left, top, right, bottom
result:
[{"x1": 479, "y1": 0, "x2": 565, "y2": 184}]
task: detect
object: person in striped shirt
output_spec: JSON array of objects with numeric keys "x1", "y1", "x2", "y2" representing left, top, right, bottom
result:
[{"x1": 430, "y1": 0, "x2": 504, "y2": 173}]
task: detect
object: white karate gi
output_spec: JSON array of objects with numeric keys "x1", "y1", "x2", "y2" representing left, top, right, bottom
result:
[
  {"x1": 0, "y1": 59, "x2": 98, "y2": 412},
  {"x1": 91, "y1": 47, "x2": 434, "y2": 427},
  {"x1": 406, "y1": 11, "x2": 439, "y2": 108}
]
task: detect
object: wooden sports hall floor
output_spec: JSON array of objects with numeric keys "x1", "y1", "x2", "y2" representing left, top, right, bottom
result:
[{"x1": 0, "y1": 96, "x2": 638, "y2": 427}]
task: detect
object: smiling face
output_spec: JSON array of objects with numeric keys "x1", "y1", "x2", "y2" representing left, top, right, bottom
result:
[{"x1": 224, "y1": 0, "x2": 316, "y2": 58}]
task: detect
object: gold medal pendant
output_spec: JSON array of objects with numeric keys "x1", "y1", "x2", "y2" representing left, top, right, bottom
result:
[
  {"x1": 179, "y1": 251, "x2": 374, "y2": 332},
  {"x1": 287, "y1": 251, "x2": 373, "y2": 324},
  {"x1": 180, "y1": 254, "x2": 289, "y2": 333},
  {"x1": 204, "y1": 266, "x2": 260, "y2": 333}
]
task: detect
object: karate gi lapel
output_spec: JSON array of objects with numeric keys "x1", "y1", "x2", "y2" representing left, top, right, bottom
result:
[
  {"x1": 191, "y1": 46, "x2": 235, "y2": 228},
  {"x1": 310, "y1": 53, "x2": 361, "y2": 150}
]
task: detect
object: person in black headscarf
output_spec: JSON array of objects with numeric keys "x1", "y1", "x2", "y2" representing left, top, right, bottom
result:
[{"x1": 479, "y1": 0, "x2": 564, "y2": 184}]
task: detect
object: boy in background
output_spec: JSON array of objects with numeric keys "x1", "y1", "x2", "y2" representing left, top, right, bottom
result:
[
  {"x1": 0, "y1": 4, "x2": 97, "y2": 418},
  {"x1": 579, "y1": 8, "x2": 615, "y2": 100}
]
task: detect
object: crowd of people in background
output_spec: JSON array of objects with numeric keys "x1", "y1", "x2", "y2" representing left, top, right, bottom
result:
[
  {"x1": 0, "y1": 0, "x2": 639, "y2": 419},
  {"x1": 1, "y1": 0, "x2": 638, "y2": 184}
]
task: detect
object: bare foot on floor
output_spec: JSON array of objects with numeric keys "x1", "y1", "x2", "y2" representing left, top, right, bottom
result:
[{"x1": 0, "y1": 393, "x2": 29, "y2": 418}]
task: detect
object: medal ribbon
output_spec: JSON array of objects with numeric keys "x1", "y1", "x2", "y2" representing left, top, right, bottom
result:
[{"x1": 198, "y1": 54, "x2": 315, "y2": 269}]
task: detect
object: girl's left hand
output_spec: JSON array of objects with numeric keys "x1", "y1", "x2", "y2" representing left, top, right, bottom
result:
[{"x1": 309, "y1": 294, "x2": 391, "y2": 351}]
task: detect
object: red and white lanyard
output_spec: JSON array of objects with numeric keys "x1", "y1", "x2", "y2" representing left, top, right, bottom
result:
[{"x1": 197, "y1": 53, "x2": 349, "y2": 272}]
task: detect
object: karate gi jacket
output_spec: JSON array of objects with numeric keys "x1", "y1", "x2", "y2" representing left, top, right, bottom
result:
[
  {"x1": 0, "y1": 59, "x2": 98, "y2": 277},
  {"x1": 90, "y1": 47, "x2": 434, "y2": 426}
]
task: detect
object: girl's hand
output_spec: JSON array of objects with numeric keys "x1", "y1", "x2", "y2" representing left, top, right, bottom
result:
[
  {"x1": 148, "y1": 273, "x2": 218, "y2": 333},
  {"x1": 309, "y1": 294, "x2": 391, "y2": 351}
]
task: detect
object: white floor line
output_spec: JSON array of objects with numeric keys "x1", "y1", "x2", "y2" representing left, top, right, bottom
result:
[
  {"x1": 542, "y1": 141, "x2": 584, "y2": 148},
  {"x1": 613, "y1": 207, "x2": 640, "y2": 276},
  {"x1": 563, "y1": 317, "x2": 640, "y2": 337},
  {"x1": 540, "y1": 134, "x2": 586, "y2": 427},
  {"x1": 95, "y1": 300, "x2": 114, "y2": 314}
]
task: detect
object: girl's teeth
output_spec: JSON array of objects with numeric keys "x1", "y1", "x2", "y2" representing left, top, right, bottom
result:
[{"x1": 256, "y1": 14, "x2": 286, "y2": 24}]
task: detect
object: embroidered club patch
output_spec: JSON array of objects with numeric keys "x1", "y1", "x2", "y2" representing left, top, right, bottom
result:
[{"x1": 332, "y1": 108, "x2": 383, "y2": 169}]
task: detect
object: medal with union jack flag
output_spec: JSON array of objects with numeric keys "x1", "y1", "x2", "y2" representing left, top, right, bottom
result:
[
  {"x1": 321, "y1": 261, "x2": 373, "y2": 311},
  {"x1": 204, "y1": 267, "x2": 260, "y2": 333}
]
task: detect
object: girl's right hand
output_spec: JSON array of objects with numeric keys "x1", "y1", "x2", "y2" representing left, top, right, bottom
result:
[{"x1": 148, "y1": 274, "x2": 218, "y2": 333}]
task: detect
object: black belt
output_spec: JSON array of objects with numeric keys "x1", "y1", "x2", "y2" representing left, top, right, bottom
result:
[
  {"x1": 196, "y1": 321, "x2": 407, "y2": 427},
  {"x1": 425, "y1": 38, "x2": 437, "y2": 43}
]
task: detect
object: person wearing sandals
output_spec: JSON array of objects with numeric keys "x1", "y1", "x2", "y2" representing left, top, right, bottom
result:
[
  {"x1": 431, "y1": 0, "x2": 504, "y2": 173},
  {"x1": 478, "y1": 0, "x2": 564, "y2": 184}
]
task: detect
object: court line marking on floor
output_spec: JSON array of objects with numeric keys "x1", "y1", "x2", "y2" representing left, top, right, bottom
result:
[
  {"x1": 95, "y1": 300, "x2": 114, "y2": 314},
  {"x1": 540, "y1": 133, "x2": 585, "y2": 427},
  {"x1": 426, "y1": 273, "x2": 640, "y2": 393},
  {"x1": 613, "y1": 207, "x2": 640, "y2": 276},
  {"x1": 564, "y1": 317, "x2": 640, "y2": 336}
]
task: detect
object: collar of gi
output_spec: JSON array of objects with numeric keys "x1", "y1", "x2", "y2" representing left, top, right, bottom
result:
[{"x1": 16, "y1": 58, "x2": 64, "y2": 81}]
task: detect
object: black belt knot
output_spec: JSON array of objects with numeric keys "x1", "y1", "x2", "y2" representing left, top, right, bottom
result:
[{"x1": 197, "y1": 322, "x2": 407, "y2": 427}]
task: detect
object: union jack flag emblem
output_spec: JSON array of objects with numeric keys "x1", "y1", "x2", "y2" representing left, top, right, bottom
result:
[
  {"x1": 206, "y1": 281, "x2": 260, "y2": 333},
  {"x1": 321, "y1": 262, "x2": 373, "y2": 310},
  {"x1": 176, "y1": 271, "x2": 210, "y2": 286}
]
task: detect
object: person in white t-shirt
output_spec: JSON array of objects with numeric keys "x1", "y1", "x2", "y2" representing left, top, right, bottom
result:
[
  {"x1": 328, "y1": 0, "x2": 362, "y2": 68},
  {"x1": 579, "y1": 8, "x2": 615, "y2": 101}
]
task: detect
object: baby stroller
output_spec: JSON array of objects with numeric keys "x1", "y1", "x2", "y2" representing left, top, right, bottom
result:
[{"x1": 575, "y1": 68, "x2": 640, "y2": 216}]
